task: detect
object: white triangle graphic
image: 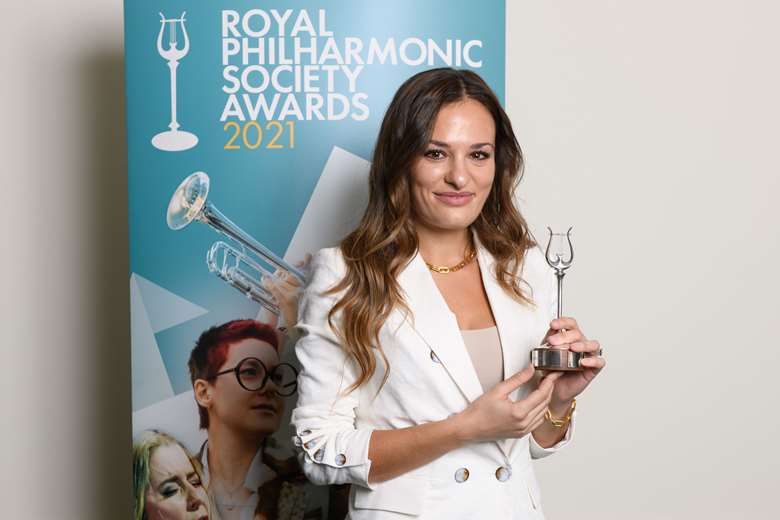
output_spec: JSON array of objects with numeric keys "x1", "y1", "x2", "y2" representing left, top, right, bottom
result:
[
  {"x1": 285, "y1": 145, "x2": 370, "y2": 263},
  {"x1": 133, "y1": 273, "x2": 208, "y2": 333},
  {"x1": 130, "y1": 273, "x2": 209, "y2": 411}
]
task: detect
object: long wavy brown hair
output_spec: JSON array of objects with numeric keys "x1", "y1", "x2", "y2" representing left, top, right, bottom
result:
[{"x1": 326, "y1": 67, "x2": 536, "y2": 392}]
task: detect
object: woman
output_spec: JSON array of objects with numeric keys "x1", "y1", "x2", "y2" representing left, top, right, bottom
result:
[
  {"x1": 133, "y1": 429, "x2": 215, "y2": 520},
  {"x1": 291, "y1": 67, "x2": 605, "y2": 519},
  {"x1": 187, "y1": 318, "x2": 316, "y2": 520}
]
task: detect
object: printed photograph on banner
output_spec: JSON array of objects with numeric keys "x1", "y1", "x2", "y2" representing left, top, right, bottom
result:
[{"x1": 124, "y1": 2, "x2": 505, "y2": 518}]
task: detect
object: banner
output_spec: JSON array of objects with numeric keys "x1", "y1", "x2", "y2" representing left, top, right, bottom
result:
[{"x1": 124, "y1": 2, "x2": 505, "y2": 518}]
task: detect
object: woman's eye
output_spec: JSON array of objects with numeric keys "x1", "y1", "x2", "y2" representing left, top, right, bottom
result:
[
  {"x1": 189, "y1": 476, "x2": 202, "y2": 487},
  {"x1": 424, "y1": 149, "x2": 445, "y2": 160},
  {"x1": 160, "y1": 484, "x2": 180, "y2": 498},
  {"x1": 472, "y1": 151, "x2": 491, "y2": 160}
]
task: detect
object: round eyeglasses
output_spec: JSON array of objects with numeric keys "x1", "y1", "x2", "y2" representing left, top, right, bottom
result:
[{"x1": 210, "y1": 357, "x2": 298, "y2": 396}]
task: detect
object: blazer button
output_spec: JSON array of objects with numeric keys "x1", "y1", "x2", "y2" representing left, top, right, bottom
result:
[
  {"x1": 430, "y1": 351, "x2": 441, "y2": 363},
  {"x1": 335, "y1": 453, "x2": 347, "y2": 466},
  {"x1": 495, "y1": 466, "x2": 511, "y2": 482},
  {"x1": 454, "y1": 468, "x2": 470, "y2": 483},
  {"x1": 313, "y1": 449, "x2": 324, "y2": 462}
]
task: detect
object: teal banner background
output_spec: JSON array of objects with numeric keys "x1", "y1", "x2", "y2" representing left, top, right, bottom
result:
[{"x1": 125, "y1": 1, "x2": 504, "y2": 517}]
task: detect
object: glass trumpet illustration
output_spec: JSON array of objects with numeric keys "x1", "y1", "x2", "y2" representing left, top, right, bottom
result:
[
  {"x1": 166, "y1": 172, "x2": 305, "y2": 315},
  {"x1": 530, "y1": 227, "x2": 585, "y2": 371},
  {"x1": 152, "y1": 12, "x2": 199, "y2": 152}
]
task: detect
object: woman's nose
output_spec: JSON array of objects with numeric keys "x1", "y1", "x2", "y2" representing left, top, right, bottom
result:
[
  {"x1": 185, "y1": 483, "x2": 205, "y2": 511},
  {"x1": 261, "y1": 375, "x2": 281, "y2": 397},
  {"x1": 444, "y1": 155, "x2": 469, "y2": 189}
]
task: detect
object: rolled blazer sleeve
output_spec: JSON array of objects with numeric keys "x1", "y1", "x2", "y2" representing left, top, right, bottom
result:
[
  {"x1": 529, "y1": 248, "x2": 576, "y2": 460},
  {"x1": 290, "y1": 249, "x2": 376, "y2": 489}
]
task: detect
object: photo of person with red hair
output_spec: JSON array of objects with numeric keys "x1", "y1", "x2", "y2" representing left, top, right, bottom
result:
[{"x1": 188, "y1": 318, "x2": 320, "y2": 520}]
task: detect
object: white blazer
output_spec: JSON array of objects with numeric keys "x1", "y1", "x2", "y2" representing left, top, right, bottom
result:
[{"x1": 291, "y1": 230, "x2": 576, "y2": 519}]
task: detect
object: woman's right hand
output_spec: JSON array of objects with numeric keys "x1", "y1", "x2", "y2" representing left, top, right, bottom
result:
[
  {"x1": 261, "y1": 253, "x2": 312, "y2": 328},
  {"x1": 453, "y1": 365, "x2": 562, "y2": 443}
]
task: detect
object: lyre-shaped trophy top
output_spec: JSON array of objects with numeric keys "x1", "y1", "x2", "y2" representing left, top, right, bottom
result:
[
  {"x1": 544, "y1": 226, "x2": 574, "y2": 274},
  {"x1": 157, "y1": 11, "x2": 190, "y2": 61}
]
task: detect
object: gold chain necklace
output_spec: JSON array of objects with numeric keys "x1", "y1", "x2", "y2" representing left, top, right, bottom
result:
[{"x1": 425, "y1": 247, "x2": 476, "y2": 274}]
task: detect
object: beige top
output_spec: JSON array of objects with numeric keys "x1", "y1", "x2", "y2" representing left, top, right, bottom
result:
[{"x1": 460, "y1": 325, "x2": 504, "y2": 392}]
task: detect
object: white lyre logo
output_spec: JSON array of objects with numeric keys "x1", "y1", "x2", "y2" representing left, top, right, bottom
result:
[{"x1": 152, "y1": 12, "x2": 198, "y2": 152}]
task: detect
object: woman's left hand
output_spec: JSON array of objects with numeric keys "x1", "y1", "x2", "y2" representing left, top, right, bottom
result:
[{"x1": 541, "y1": 317, "x2": 605, "y2": 407}]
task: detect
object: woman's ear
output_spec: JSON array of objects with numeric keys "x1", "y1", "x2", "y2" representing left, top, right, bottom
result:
[{"x1": 193, "y1": 379, "x2": 212, "y2": 409}]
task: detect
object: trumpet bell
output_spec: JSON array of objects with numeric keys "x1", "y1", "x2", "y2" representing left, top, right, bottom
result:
[{"x1": 167, "y1": 172, "x2": 210, "y2": 230}]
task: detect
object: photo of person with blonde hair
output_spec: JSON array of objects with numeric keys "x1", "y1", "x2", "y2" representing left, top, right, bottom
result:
[{"x1": 133, "y1": 429, "x2": 215, "y2": 520}]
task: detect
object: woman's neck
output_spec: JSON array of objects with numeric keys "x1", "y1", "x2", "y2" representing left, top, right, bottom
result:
[
  {"x1": 207, "y1": 423, "x2": 264, "y2": 488},
  {"x1": 416, "y1": 224, "x2": 473, "y2": 266}
]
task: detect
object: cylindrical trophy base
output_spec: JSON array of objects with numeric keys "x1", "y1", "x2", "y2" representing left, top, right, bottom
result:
[{"x1": 530, "y1": 347, "x2": 584, "y2": 371}]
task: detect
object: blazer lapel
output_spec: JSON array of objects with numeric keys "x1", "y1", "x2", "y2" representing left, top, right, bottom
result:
[
  {"x1": 473, "y1": 232, "x2": 539, "y2": 458},
  {"x1": 396, "y1": 248, "x2": 485, "y2": 406},
  {"x1": 394, "y1": 230, "x2": 538, "y2": 460},
  {"x1": 473, "y1": 232, "x2": 535, "y2": 402}
]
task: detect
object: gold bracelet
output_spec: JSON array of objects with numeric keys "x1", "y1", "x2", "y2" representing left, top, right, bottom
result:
[{"x1": 545, "y1": 398, "x2": 576, "y2": 428}]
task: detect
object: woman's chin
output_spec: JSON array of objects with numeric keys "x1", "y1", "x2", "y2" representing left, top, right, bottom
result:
[
  {"x1": 433, "y1": 217, "x2": 479, "y2": 231},
  {"x1": 416, "y1": 214, "x2": 479, "y2": 232},
  {"x1": 246, "y1": 418, "x2": 281, "y2": 436}
]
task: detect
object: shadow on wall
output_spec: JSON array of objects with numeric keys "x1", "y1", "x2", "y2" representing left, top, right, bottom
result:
[{"x1": 80, "y1": 48, "x2": 132, "y2": 517}]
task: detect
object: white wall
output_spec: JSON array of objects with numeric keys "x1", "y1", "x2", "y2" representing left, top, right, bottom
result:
[
  {"x1": 1, "y1": 1, "x2": 131, "y2": 517},
  {"x1": 1, "y1": 1, "x2": 777, "y2": 518},
  {"x1": 508, "y1": 1, "x2": 780, "y2": 518}
]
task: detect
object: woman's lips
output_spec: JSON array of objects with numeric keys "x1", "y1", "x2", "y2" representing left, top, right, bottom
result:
[
  {"x1": 251, "y1": 403, "x2": 278, "y2": 415},
  {"x1": 434, "y1": 192, "x2": 475, "y2": 206}
]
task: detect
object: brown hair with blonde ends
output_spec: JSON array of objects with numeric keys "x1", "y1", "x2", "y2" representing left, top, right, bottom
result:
[{"x1": 326, "y1": 67, "x2": 536, "y2": 393}]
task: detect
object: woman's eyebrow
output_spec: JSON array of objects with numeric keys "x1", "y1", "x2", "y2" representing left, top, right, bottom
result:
[{"x1": 429, "y1": 140, "x2": 494, "y2": 149}]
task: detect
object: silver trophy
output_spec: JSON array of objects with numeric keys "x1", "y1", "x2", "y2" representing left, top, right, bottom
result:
[
  {"x1": 166, "y1": 172, "x2": 305, "y2": 315},
  {"x1": 530, "y1": 227, "x2": 585, "y2": 371},
  {"x1": 152, "y1": 12, "x2": 198, "y2": 152}
]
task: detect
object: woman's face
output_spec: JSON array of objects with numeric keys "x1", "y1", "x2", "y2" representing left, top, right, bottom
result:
[
  {"x1": 144, "y1": 443, "x2": 209, "y2": 520},
  {"x1": 409, "y1": 98, "x2": 496, "y2": 234},
  {"x1": 208, "y1": 338, "x2": 284, "y2": 436}
]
